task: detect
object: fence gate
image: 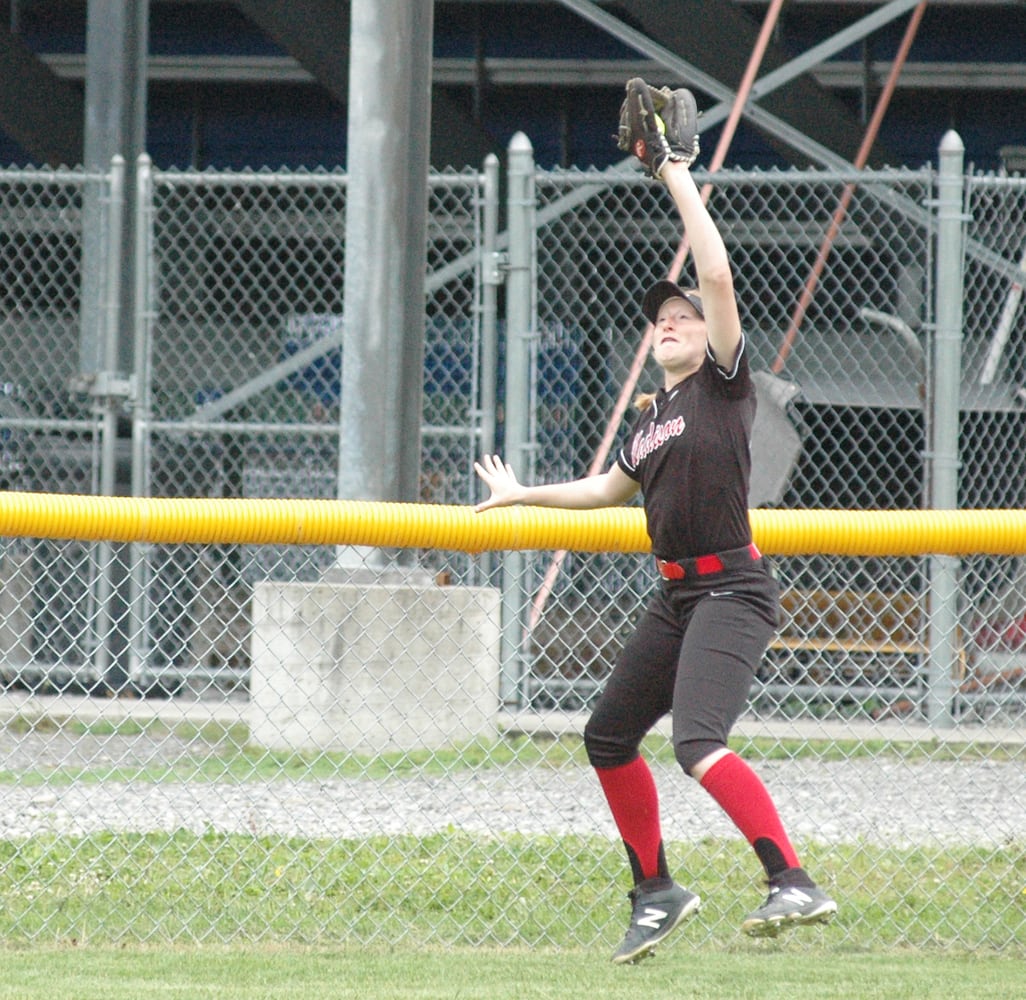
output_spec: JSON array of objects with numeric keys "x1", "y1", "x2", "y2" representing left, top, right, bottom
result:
[{"x1": 110, "y1": 163, "x2": 490, "y2": 697}]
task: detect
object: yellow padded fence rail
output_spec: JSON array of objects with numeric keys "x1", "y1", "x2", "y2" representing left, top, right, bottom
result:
[{"x1": 2, "y1": 491, "x2": 1026, "y2": 555}]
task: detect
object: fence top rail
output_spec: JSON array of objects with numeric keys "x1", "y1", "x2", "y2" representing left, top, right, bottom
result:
[
  {"x1": 0, "y1": 165, "x2": 107, "y2": 184},
  {"x1": 967, "y1": 172, "x2": 1026, "y2": 190},
  {"x1": 152, "y1": 167, "x2": 348, "y2": 187},
  {"x1": 150, "y1": 165, "x2": 484, "y2": 189},
  {"x1": 536, "y1": 164, "x2": 935, "y2": 187}
]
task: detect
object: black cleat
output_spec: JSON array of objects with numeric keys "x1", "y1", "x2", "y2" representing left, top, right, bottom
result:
[
  {"x1": 611, "y1": 878, "x2": 700, "y2": 964},
  {"x1": 741, "y1": 882, "x2": 837, "y2": 938}
]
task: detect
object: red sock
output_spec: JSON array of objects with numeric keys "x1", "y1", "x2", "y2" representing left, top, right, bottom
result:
[
  {"x1": 699, "y1": 752, "x2": 800, "y2": 878},
  {"x1": 595, "y1": 757, "x2": 667, "y2": 883}
]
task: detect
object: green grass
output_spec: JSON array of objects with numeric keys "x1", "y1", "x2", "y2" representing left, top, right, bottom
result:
[
  {"x1": 0, "y1": 944, "x2": 1022, "y2": 999},
  {"x1": 0, "y1": 830, "x2": 1024, "y2": 953}
]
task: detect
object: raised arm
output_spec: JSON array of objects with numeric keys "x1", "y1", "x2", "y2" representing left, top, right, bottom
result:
[
  {"x1": 660, "y1": 161, "x2": 743, "y2": 369},
  {"x1": 617, "y1": 79, "x2": 743, "y2": 370},
  {"x1": 474, "y1": 454, "x2": 638, "y2": 513}
]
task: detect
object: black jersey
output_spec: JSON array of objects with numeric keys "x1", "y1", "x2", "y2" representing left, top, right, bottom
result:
[{"x1": 616, "y1": 337, "x2": 755, "y2": 561}]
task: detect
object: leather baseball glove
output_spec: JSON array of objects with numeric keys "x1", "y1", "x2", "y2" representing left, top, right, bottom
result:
[{"x1": 616, "y1": 77, "x2": 700, "y2": 179}]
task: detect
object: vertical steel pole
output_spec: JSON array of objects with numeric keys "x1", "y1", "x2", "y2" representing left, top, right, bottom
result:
[
  {"x1": 925, "y1": 130, "x2": 966, "y2": 727},
  {"x1": 80, "y1": 0, "x2": 148, "y2": 379},
  {"x1": 499, "y1": 132, "x2": 536, "y2": 708},
  {"x1": 128, "y1": 152, "x2": 154, "y2": 686},
  {"x1": 92, "y1": 155, "x2": 125, "y2": 689},
  {"x1": 337, "y1": 0, "x2": 433, "y2": 572},
  {"x1": 131, "y1": 153, "x2": 153, "y2": 501},
  {"x1": 504, "y1": 133, "x2": 537, "y2": 513},
  {"x1": 80, "y1": 0, "x2": 148, "y2": 691},
  {"x1": 479, "y1": 152, "x2": 500, "y2": 465},
  {"x1": 474, "y1": 153, "x2": 501, "y2": 586},
  {"x1": 99, "y1": 156, "x2": 125, "y2": 499}
]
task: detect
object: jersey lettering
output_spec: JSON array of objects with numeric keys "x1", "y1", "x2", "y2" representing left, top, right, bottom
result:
[{"x1": 630, "y1": 415, "x2": 686, "y2": 467}]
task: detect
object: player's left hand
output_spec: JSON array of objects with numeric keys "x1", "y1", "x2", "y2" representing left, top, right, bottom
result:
[{"x1": 616, "y1": 78, "x2": 701, "y2": 179}]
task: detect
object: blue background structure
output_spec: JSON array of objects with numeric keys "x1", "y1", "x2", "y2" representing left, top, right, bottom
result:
[{"x1": 1, "y1": 1, "x2": 1023, "y2": 173}]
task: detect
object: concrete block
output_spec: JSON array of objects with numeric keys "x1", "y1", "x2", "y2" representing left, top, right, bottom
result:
[
  {"x1": 248, "y1": 581, "x2": 501, "y2": 753},
  {"x1": 0, "y1": 542, "x2": 33, "y2": 673}
]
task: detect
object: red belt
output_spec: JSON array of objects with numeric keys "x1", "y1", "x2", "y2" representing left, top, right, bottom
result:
[{"x1": 655, "y1": 542, "x2": 761, "y2": 581}]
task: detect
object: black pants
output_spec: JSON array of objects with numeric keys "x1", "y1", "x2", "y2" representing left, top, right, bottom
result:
[{"x1": 584, "y1": 560, "x2": 779, "y2": 774}]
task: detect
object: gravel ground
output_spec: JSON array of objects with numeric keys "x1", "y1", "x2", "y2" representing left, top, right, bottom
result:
[{"x1": 0, "y1": 726, "x2": 1023, "y2": 848}]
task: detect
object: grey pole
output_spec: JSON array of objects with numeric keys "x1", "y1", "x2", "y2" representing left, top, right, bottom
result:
[
  {"x1": 337, "y1": 0, "x2": 433, "y2": 573},
  {"x1": 925, "y1": 130, "x2": 966, "y2": 727},
  {"x1": 475, "y1": 153, "x2": 501, "y2": 586},
  {"x1": 499, "y1": 132, "x2": 536, "y2": 708},
  {"x1": 479, "y1": 152, "x2": 500, "y2": 465},
  {"x1": 79, "y1": 0, "x2": 148, "y2": 382},
  {"x1": 78, "y1": 0, "x2": 148, "y2": 691},
  {"x1": 99, "y1": 156, "x2": 125, "y2": 499},
  {"x1": 131, "y1": 154, "x2": 154, "y2": 502},
  {"x1": 504, "y1": 133, "x2": 537, "y2": 511},
  {"x1": 128, "y1": 153, "x2": 155, "y2": 686},
  {"x1": 91, "y1": 154, "x2": 125, "y2": 690}
]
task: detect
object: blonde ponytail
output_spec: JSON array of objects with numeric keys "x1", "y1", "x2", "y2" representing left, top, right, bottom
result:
[{"x1": 633, "y1": 391, "x2": 656, "y2": 412}]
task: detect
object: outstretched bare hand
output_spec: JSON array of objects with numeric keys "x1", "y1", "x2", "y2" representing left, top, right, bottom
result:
[{"x1": 473, "y1": 454, "x2": 524, "y2": 512}]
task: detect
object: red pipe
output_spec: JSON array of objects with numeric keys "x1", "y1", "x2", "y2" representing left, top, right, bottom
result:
[{"x1": 771, "y1": 2, "x2": 928, "y2": 373}]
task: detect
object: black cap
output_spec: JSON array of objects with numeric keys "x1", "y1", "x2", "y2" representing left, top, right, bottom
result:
[{"x1": 641, "y1": 280, "x2": 704, "y2": 325}]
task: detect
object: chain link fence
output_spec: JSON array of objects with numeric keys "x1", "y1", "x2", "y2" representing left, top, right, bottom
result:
[{"x1": 1, "y1": 147, "x2": 1026, "y2": 950}]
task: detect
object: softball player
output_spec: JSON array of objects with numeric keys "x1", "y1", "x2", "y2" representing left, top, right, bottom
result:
[{"x1": 475, "y1": 130, "x2": 836, "y2": 962}]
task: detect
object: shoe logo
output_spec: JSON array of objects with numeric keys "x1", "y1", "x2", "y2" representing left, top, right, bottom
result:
[
  {"x1": 636, "y1": 906, "x2": 669, "y2": 930},
  {"x1": 708, "y1": 590, "x2": 734, "y2": 598},
  {"x1": 780, "y1": 888, "x2": 813, "y2": 905}
]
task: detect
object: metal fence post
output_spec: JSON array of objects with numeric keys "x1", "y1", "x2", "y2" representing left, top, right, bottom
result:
[
  {"x1": 925, "y1": 130, "x2": 966, "y2": 727},
  {"x1": 475, "y1": 153, "x2": 501, "y2": 586},
  {"x1": 128, "y1": 153, "x2": 154, "y2": 687},
  {"x1": 499, "y1": 132, "x2": 536, "y2": 708},
  {"x1": 479, "y1": 152, "x2": 500, "y2": 465},
  {"x1": 90, "y1": 155, "x2": 126, "y2": 690}
]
